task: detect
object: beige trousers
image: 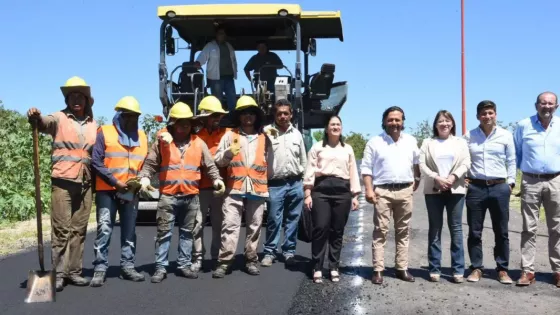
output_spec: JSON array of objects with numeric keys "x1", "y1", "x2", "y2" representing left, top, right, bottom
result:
[
  {"x1": 372, "y1": 185, "x2": 414, "y2": 271},
  {"x1": 218, "y1": 195, "x2": 265, "y2": 264},
  {"x1": 520, "y1": 173, "x2": 560, "y2": 272}
]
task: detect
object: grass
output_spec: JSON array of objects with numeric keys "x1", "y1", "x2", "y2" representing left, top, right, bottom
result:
[
  {"x1": 510, "y1": 170, "x2": 546, "y2": 221},
  {"x1": 0, "y1": 209, "x2": 97, "y2": 258}
]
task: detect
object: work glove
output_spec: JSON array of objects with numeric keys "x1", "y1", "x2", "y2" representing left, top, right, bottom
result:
[
  {"x1": 213, "y1": 179, "x2": 226, "y2": 196},
  {"x1": 126, "y1": 177, "x2": 142, "y2": 191},
  {"x1": 140, "y1": 177, "x2": 156, "y2": 191},
  {"x1": 159, "y1": 131, "x2": 173, "y2": 144},
  {"x1": 265, "y1": 127, "x2": 278, "y2": 138},
  {"x1": 229, "y1": 138, "x2": 240, "y2": 156}
]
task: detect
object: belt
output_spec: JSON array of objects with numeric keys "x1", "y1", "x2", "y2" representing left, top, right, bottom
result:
[
  {"x1": 268, "y1": 175, "x2": 302, "y2": 186},
  {"x1": 468, "y1": 178, "x2": 506, "y2": 186},
  {"x1": 377, "y1": 182, "x2": 412, "y2": 189},
  {"x1": 523, "y1": 172, "x2": 560, "y2": 180}
]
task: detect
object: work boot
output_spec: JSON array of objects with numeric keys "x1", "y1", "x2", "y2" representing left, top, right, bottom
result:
[
  {"x1": 191, "y1": 260, "x2": 202, "y2": 273},
  {"x1": 178, "y1": 266, "x2": 199, "y2": 279},
  {"x1": 55, "y1": 277, "x2": 64, "y2": 292},
  {"x1": 90, "y1": 271, "x2": 106, "y2": 287},
  {"x1": 246, "y1": 262, "x2": 260, "y2": 276},
  {"x1": 261, "y1": 255, "x2": 275, "y2": 267},
  {"x1": 212, "y1": 264, "x2": 228, "y2": 279},
  {"x1": 120, "y1": 268, "x2": 145, "y2": 282},
  {"x1": 151, "y1": 269, "x2": 167, "y2": 283},
  {"x1": 66, "y1": 274, "x2": 90, "y2": 286}
]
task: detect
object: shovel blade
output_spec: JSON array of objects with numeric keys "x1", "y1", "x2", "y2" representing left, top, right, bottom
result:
[{"x1": 24, "y1": 270, "x2": 56, "y2": 303}]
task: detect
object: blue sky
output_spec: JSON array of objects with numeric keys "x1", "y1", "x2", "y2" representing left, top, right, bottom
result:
[{"x1": 1, "y1": 0, "x2": 559, "y2": 137}]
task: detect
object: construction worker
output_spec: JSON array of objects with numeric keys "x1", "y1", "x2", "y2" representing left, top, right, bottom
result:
[
  {"x1": 90, "y1": 96, "x2": 148, "y2": 287},
  {"x1": 27, "y1": 76, "x2": 97, "y2": 292},
  {"x1": 191, "y1": 95, "x2": 231, "y2": 272},
  {"x1": 137, "y1": 102, "x2": 225, "y2": 283},
  {"x1": 213, "y1": 95, "x2": 273, "y2": 278}
]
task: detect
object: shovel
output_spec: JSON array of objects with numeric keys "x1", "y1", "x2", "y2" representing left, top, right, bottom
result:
[{"x1": 24, "y1": 121, "x2": 56, "y2": 303}]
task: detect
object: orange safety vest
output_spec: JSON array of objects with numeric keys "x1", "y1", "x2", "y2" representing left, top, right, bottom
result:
[
  {"x1": 159, "y1": 134, "x2": 203, "y2": 195},
  {"x1": 95, "y1": 125, "x2": 148, "y2": 191},
  {"x1": 227, "y1": 129, "x2": 268, "y2": 193},
  {"x1": 197, "y1": 127, "x2": 230, "y2": 189},
  {"x1": 51, "y1": 111, "x2": 97, "y2": 180}
]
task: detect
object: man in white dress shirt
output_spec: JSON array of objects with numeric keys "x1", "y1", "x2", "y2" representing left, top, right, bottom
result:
[{"x1": 361, "y1": 106, "x2": 421, "y2": 285}]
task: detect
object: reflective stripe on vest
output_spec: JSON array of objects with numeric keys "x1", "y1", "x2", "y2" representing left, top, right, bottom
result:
[
  {"x1": 51, "y1": 111, "x2": 97, "y2": 180},
  {"x1": 159, "y1": 135, "x2": 203, "y2": 195},
  {"x1": 95, "y1": 125, "x2": 148, "y2": 191},
  {"x1": 227, "y1": 130, "x2": 268, "y2": 193},
  {"x1": 197, "y1": 127, "x2": 230, "y2": 189}
]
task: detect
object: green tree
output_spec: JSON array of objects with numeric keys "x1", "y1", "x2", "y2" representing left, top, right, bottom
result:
[
  {"x1": 409, "y1": 119, "x2": 432, "y2": 147},
  {"x1": 141, "y1": 114, "x2": 166, "y2": 145},
  {"x1": 96, "y1": 115, "x2": 108, "y2": 126},
  {"x1": 312, "y1": 130, "x2": 323, "y2": 142},
  {"x1": 344, "y1": 132, "x2": 369, "y2": 160}
]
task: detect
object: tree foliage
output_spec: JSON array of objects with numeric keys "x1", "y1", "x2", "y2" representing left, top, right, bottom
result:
[
  {"x1": 344, "y1": 132, "x2": 369, "y2": 160},
  {"x1": 409, "y1": 119, "x2": 433, "y2": 147},
  {"x1": 312, "y1": 130, "x2": 323, "y2": 142},
  {"x1": 141, "y1": 114, "x2": 166, "y2": 145}
]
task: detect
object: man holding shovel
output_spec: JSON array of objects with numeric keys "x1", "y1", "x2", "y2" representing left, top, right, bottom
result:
[
  {"x1": 27, "y1": 76, "x2": 98, "y2": 292},
  {"x1": 90, "y1": 96, "x2": 148, "y2": 287},
  {"x1": 137, "y1": 101, "x2": 225, "y2": 282}
]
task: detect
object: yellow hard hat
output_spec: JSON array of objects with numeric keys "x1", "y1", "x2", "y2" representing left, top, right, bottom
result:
[
  {"x1": 169, "y1": 102, "x2": 194, "y2": 119},
  {"x1": 114, "y1": 96, "x2": 142, "y2": 114},
  {"x1": 197, "y1": 96, "x2": 228, "y2": 117},
  {"x1": 235, "y1": 95, "x2": 258, "y2": 111},
  {"x1": 60, "y1": 76, "x2": 94, "y2": 105}
]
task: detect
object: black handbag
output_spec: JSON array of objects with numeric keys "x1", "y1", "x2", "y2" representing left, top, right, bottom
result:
[{"x1": 297, "y1": 209, "x2": 313, "y2": 243}]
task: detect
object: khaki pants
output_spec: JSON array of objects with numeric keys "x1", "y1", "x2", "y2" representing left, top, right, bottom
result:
[
  {"x1": 218, "y1": 195, "x2": 265, "y2": 264},
  {"x1": 520, "y1": 173, "x2": 560, "y2": 272},
  {"x1": 192, "y1": 189, "x2": 224, "y2": 261},
  {"x1": 51, "y1": 179, "x2": 92, "y2": 277},
  {"x1": 372, "y1": 185, "x2": 414, "y2": 271}
]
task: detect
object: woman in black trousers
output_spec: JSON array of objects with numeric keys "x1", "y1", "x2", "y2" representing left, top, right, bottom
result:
[{"x1": 303, "y1": 115, "x2": 361, "y2": 283}]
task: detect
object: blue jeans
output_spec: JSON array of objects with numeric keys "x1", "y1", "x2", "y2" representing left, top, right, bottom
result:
[
  {"x1": 154, "y1": 194, "x2": 199, "y2": 271},
  {"x1": 466, "y1": 182, "x2": 510, "y2": 271},
  {"x1": 208, "y1": 77, "x2": 236, "y2": 112},
  {"x1": 264, "y1": 179, "x2": 304, "y2": 257},
  {"x1": 92, "y1": 192, "x2": 139, "y2": 272},
  {"x1": 425, "y1": 193, "x2": 466, "y2": 276}
]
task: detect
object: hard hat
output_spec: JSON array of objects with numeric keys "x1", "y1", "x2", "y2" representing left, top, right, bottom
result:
[
  {"x1": 197, "y1": 96, "x2": 228, "y2": 117},
  {"x1": 169, "y1": 102, "x2": 194, "y2": 119},
  {"x1": 235, "y1": 95, "x2": 258, "y2": 111},
  {"x1": 60, "y1": 76, "x2": 94, "y2": 106},
  {"x1": 114, "y1": 96, "x2": 142, "y2": 114}
]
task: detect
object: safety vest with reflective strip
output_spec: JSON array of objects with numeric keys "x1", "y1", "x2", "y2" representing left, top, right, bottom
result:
[
  {"x1": 197, "y1": 127, "x2": 230, "y2": 189},
  {"x1": 159, "y1": 134, "x2": 203, "y2": 195},
  {"x1": 51, "y1": 111, "x2": 97, "y2": 180},
  {"x1": 95, "y1": 125, "x2": 148, "y2": 191},
  {"x1": 227, "y1": 130, "x2": 268, "y2": 193}
]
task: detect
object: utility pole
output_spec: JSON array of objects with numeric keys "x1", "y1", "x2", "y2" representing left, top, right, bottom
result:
[{"x1": 461, "y1": 0, "x2": 466, "y2": 134}]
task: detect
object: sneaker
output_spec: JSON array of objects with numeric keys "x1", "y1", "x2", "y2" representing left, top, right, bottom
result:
[
  {"x1": 55, "y1": 277, "x2": 64, "y2": 292},
  {"x1": 467, "y1": 269, "x2": 482, "y2": 282},
  {"x1": 284, "y1": 254, "x2": 296, "y2": 266},
  {"x1": 261, "y1": 255, "x2": 275, "y2": 267},
  {"x1": 191, "y1": 260, "x2": 202, "y2": 273},
  {"x1": 66, "y1": 274, "x2": 90, "y2": 286},
  {"x1": 120, "y1": 268, "x2": 145, "y2": 282},
  {"x1": 453, "y1": 275, "x2": 465, "y2": 283},
  {"x1": 498, "y1": 270, "x2": 513, "y2": 284},
  {"x1": 178, "y1": 266, "x2": 199, "y2": 279},
  {"x1": 151, "y1": 269, "x2": 167, "y2": 283},
  {"x1": 246, "y1": 262, "x2": 260, "y2": 276},
  {"x1": 429, "y1": 274, "x2": 440, "y2": 282},
  {"x1": 90, "y1": 271, "x2": 106, "y2": 287},
  {"x1": 212, "y1": 264, "x2": 228, "y2": 279}
]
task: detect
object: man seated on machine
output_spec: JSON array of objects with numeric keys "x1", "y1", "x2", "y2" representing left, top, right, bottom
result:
[{"x1": 244, "y1": 40, "x2": 284, "y2": 93}]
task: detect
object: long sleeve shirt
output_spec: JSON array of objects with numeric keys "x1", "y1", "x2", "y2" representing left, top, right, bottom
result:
[
  {"x1": 91, "y1": 130, "x2": 118, "y2": 187},
  {"x1": 214, "y1": 129, "x2": 273, "y2": 197},
  {"x1": 514, "y1": 115, "x2": 560, "y2": 174},
  {"x1": 196, "y1": 40, "x2": 238, "y2": 80},
  {"x1": 303, "y1": 141, "x2": 361, "y2": 195},
  {"x1": 464, "y1": 126, "x2": 516, "y2": 184},
  {"x1": 263, "y1": 123, "x2": 307, "y2": 180}
]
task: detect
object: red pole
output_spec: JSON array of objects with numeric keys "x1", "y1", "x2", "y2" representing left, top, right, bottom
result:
[{"x1": 461, "y1": 0, "x2": 466, "y2": 135}]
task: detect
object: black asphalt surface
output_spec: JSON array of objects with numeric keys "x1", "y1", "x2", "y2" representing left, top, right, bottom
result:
[{"x1": 0, "y1": 225, "x2": 313, "y2": 315}]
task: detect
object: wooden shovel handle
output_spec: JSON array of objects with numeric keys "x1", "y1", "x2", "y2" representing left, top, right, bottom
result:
[{"x1": 32, "y1": 121, "x2": 45, "y2": 272}]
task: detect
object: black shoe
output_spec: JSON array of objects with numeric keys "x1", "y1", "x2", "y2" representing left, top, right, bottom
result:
[
  {"x1": 90, "y1": 271, "x2": 106, "y2": 287},
  {"x1": 284, "y1": 255, "x2": 296, "y2": 267},
  {"x1": 66, "y1": 274, "x2": 90, "y2": 286},
  {"x1": 151, "y1": 269, "x2": 167, "y2": 283},
  {"x1": 55, "y1": 277, "x2": 64, "y2": 292},
  {"x1": 120, "y1": 268, "x2": 145, "y2": 282},
  {"x1": 395, "y1": 270, "x2": 415, "y2": 282}
]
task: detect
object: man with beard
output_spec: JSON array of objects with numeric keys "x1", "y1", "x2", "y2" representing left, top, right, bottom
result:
[
  {"x1": 190, "y1": 95, "x2": 230, "y2": 272},
  {"x1": 212, "y1": 95, "x2": 273, "y2": 278},
  {"x1": 463, "y1": 100, "x2": 516, "y2": 284},
  {"x1": 514, "y1": 91, "x2": 560, "y2": 287},
  {"x1": 27, "y1": 76, "x2": 97, "y2": 291},
  {"x1": 260, "y1": 99, "x2": 306, "y2": 267},
  {"x1": 360, "y1": 106, "x2": 421, "y2": 285},
  {"x1": 90, "y1": 96, "x2": 148, "y2": 287}
]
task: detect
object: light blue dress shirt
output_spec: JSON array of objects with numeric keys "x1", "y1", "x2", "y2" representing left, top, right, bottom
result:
[
  {"x1": 514, "y1": 115, "x2": 560, "y2": 174},
  {"x1": 464, "y1": 126, "x2": 516, "y2": 184}
]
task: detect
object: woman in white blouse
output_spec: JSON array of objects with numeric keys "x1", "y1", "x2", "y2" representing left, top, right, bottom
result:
[
  {"x1": 419, "y1": 110, "x2": 471, "y2": 283},
  {"x1": 303, "y1": 115, "x2": 360, "y2": 284}
]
